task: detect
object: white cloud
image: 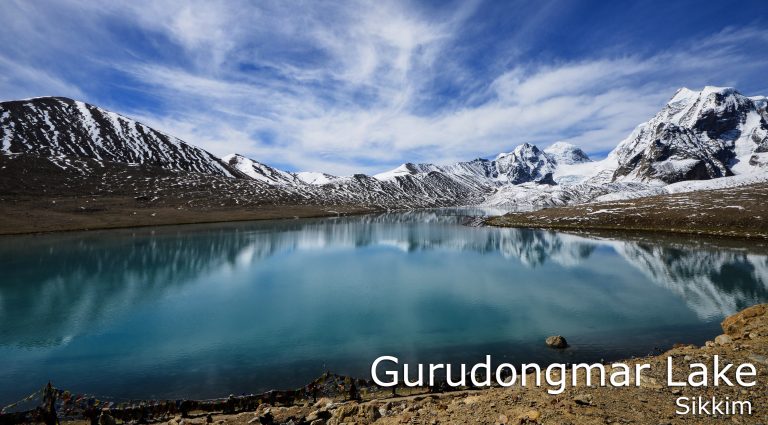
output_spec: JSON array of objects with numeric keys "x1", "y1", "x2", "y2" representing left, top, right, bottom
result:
[
  {"x1": 0, "y1": 55, "x2": 84, "y2": 101},
  {"x1": 1, "y1": 1, "x2": 767, "y2": 175}
]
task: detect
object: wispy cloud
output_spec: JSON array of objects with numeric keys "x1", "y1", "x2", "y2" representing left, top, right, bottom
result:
[
  {"x1": 0, "y1": 55, "x2": 84, "y2": 102},
  {"x1": 1, "y1": 1, "x2": 767, "y2": 174}
]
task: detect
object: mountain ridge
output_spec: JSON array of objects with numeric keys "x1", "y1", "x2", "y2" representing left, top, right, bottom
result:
[
  {"x1": 0, "y1": 96, "x2": 243, "y2": 178},
  {"x1": 2, "y1": 86, "x2": 767, "y2": 211}
]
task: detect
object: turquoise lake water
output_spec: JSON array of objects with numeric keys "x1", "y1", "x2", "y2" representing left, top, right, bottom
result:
[{"x1": 1, "y1": 209, "x2": 767, "y2": 404}]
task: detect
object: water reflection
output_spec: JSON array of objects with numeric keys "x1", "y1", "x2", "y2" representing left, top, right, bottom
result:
[
  {"x1": 0, "y1": 209, "x2": 766, "y2": 402},
  {"x1": 1, "y1": 209, "x2": 766, "y2": 348}
]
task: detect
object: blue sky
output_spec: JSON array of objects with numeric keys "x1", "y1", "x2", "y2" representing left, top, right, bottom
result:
[{"x1": 1, "y1": 0, "x2": 767, "y2": 175}]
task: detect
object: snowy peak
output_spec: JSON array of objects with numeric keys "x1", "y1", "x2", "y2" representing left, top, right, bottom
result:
[
  {"x1": 610, "y1": 86, "x2": 768, "y2": 184},
  {"x1": 496, "y1": 143, "x2": 557, "y2": 184},
  {"x1": 0, "y1": 96, "x2": 236, "y2": 177},
  {"x1": 295, "y1": 171, "x2": 339, "y2": 185},
  {"x1": 544, "y1": 142, "x2": 591, "y2": 165},
  {"x1": 662, "y1": 86, "x2": 753, "y2": 131},
  {"x1": 223, "y1": 153, "x2": 301, "y2": 185},
  {"x1": 374, "y1": 162, "x2": 441, "y2": 180},
  {"x1": 750, "y1": 96, "x2": 767, "y2": 113},
  {"x1": 375, "y1": 143, "x2": 570, "y2": 187},
  {"x1": 223, "y1": 153, "x2": 343, "y2": 186}
]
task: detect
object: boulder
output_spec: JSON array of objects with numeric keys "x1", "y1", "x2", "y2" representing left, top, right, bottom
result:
[
  {"x1": 573, "y1": 394, "x2": 592, "y2": 406},
  {"x1": 520, "y1": 410, "x2": 541, "y2": 422},
  {"x1": 545, "y1": 335, "x2": 568, "y2": 349},
  {"x1": 722, "y1": 304, "x2": 768, "y2": 337},
  {"x1": 363, "y1": 404, "x2": 381, "y2": 422},
  {"x1": 714, "y1": 334, "x2": 733, "y2": 345}
]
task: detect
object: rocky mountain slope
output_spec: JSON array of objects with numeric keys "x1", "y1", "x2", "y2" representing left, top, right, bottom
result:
[
  {"x1": 371, "y1": 142, "x2": 586, "y2": 194},
  {"x1": 0, "y1": 97, "x2": 239, "y2": 177},
  {"x1": 482, "y1": 86, "x2": 768, "y2": 209},
  {"x1": 608, "y1": 86, "x2": 768, "y2": 184},
  {"x1": 1, "y1": 87, "x2": 767, "y2": 218},
  {"x1": 222, "y1": 153, "x2": 303, "y2": 185},
  {"x1": 0, "y1": 98, "x2": 490, "y2": 209}
]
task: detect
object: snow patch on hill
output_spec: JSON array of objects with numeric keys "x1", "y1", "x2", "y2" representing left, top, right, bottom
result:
[{"x1": 296, "y1": 172, "x2": 339, "y2": 185}]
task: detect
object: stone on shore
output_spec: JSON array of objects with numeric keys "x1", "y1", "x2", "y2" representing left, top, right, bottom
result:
[
  {"x1": 545, "y1": 335, "x2": 568, "y2": 348},
  {"x1": 714, "y1": 334, "x2": 733, "y2": 345}
]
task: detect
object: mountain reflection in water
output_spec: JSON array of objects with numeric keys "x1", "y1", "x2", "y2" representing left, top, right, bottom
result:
[{"x1": 0, "y1": 208, "x2": 766, "y2": 403}]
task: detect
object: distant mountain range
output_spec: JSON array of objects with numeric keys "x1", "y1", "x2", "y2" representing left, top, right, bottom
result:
[{"x1": 1, "y1": 86, "x2": 767, "y2": 210}]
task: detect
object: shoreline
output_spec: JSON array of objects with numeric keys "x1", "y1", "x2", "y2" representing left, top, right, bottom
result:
[
  {"x1": 34, "y1": 303, "x2": 767, "y2": 425},
  {"x1": 485, "y1": 220, "x2": 768, "y2": 240},
  {"x1": 0, "y1": 199, "x2": 380, "y2": 236}
]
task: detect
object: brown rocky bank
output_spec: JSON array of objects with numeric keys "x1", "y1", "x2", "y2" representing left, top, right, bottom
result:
[
  {"x1": 486, "y1": 183, "x2": 768, "y2": 240},
  {"x1": 84, "y1": 304, "x2": 768, "y2": 425}
]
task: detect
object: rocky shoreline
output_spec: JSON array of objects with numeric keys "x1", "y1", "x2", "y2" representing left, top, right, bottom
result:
[{"x1": 53, "y1": 304, "x2": 768, "y2": 425}]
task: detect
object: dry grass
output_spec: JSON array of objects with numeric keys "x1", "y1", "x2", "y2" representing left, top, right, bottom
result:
[{"x1": 487, "y1": 183, "x2": 768, "y2": 239}]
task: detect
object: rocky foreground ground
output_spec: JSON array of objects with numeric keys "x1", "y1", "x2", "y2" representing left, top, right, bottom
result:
[
  {"x1": 75, "y1": 304, "x2": 768, "y2": 425},
  {"x1": 486, "y1": 183, "x2": 768, "y2": 239}
]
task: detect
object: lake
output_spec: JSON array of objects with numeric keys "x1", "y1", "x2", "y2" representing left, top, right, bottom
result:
[{"x1": 1, "y1": 208, "x2": 767, "y2": 405}]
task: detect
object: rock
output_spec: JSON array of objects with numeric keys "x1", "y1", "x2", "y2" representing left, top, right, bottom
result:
[
  {"x1": 314, "y1": 398, "x2": 333, "y2": 409},
  {"x1": 722, "y1": 304, "x2": 767, "y2": 336},
  {"x1": 463, "y1": 396, "x2": 482, "y2": 405},
  {"x1": 545, "y1": 335, "x2": 568, "y2": 349},
  {"x1": 638, "y1": 375, "x2": 663, "y2": 389},
  {"x1": 98, "y1": 412, "x2": 117, "y2": 425},
  {"x1": 715, "y1": 334, "x2": 733, "y2": 345},
  {"x1": 573, "y1": 394, "x2": 592, "y2": 406},
  {"x1": 258, "y1": 412, "x2": 274, "y2": 425},
  {"x1": 748, "y1": 354, "x2": 768, "y2": 365},
  {"x1": 306, "y1": 409, "x2": 332, "y2": 422},
  {"x1": 705, "y1": 341, "x2": 715, "y2": 348},
  {"x1": 497, "y1": 413, "x2": 509, "y2": 424},
  {"x1": 364, "y1": 404, "x2": 381, "y2": 422},
  {"x1": 520, "y1": 410, "x2": 541, "y2": 421},
  {"x1": 335, "y1": 404, "x2": 359, "y2": 420}
]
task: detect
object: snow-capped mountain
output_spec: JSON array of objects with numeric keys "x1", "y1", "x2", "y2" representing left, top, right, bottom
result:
[
  {"x1": 2, "y1": 86, "x2": 766, "y2": 212},
  {"x1": 223, "y1": 153, "x2": 303, "y2": 185},
  {"x1": 373, "y1": 142, "x2": 585, "y2": 189},
  {"x1": 495, "y1": 143, "x2": 557, "y2": 184},
  {"x1": 296, "y1": 172, "x2": 339, "y2": 185},
  {"x1": 483, "y1": 86, "x2": 768, "y2": 208},
  {"x1": 608, "y1": 86, "x2": 768, "y2": 184},
  {"x1": 0, "y1": 97, "x2": 238, "y2": 177},
  {"x1": 544, "y1": 142, "x2": 591, "y2": 165}
]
